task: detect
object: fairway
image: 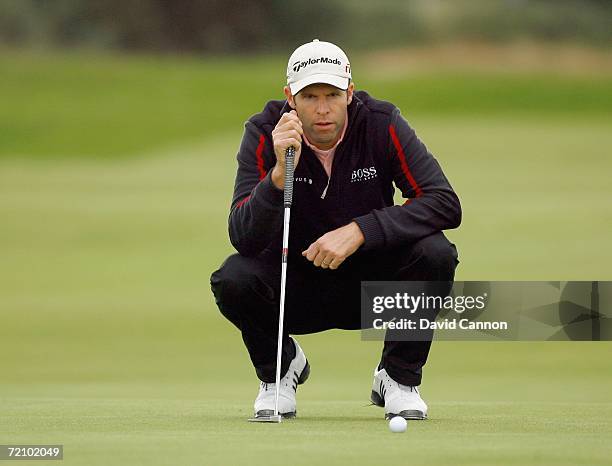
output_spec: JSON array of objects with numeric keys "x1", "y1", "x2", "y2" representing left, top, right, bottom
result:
[{"x1": 1, "y1": 50, "x2": 612, "y2": 464}]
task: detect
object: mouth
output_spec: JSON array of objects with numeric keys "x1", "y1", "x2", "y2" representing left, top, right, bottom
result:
[{"x1": 314, "y1": 122, "x2": 334, "y2": 130}]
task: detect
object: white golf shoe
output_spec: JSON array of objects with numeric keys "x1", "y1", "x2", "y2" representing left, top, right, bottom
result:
[
  {"x1": 254, "y1": 337, "x2": 310, "y2": 418},
  {"x1": 370, "y1": 367, "x2": 428, "y2": 420}
]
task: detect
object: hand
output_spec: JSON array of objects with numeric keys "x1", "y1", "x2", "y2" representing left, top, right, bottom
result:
[
  {"x1": 271, "y1": 110, "x2": 303, "y2": 190},
  {"x1": 302, "y1": 222, "x2": 365, "y2": 270}
]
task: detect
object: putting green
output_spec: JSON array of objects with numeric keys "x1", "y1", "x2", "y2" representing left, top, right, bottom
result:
[{"x1": 2, "y1": 336, "x2": 612, "y2": 465}]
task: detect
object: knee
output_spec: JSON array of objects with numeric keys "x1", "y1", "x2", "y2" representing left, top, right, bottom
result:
[
  {"x1": 210, "y1": 254, "x2": 275, "y2": 311},
  {"x1": 211, "y1": 255, "x2": 248, "y2": 309},
  {"x1": 410, "y1": 233, "x2": 459, "y2": 280}
]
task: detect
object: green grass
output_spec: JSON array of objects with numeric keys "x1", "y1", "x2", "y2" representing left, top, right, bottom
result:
[
  {"x1": 1, "y1": 49, "x2": 612, "y2": 464},
  {"x1": 3, "y1": 384, "x2": 612, "y2": 466},
  {"x1": 1, "y1": 50, "x2": 612, "y2": 158}
]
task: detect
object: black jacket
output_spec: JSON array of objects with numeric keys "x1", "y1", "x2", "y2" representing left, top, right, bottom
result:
[{"x1": 228, "y1": 90, "x2": 461, "y2": 261}]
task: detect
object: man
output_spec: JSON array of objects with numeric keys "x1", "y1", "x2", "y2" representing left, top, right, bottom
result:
[{"x1": 211, "y1": 39, "x2": 460, "y2": 420}]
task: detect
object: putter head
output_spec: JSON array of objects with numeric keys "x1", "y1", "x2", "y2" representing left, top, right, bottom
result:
[
  {"x1": 248, "y1": 414, "x2": 282, "y2": 423},
  {"x1": 248, "y1": 409, "x2": 284, "y2": 423}
]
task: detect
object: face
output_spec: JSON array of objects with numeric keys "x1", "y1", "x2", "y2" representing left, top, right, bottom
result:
[{"x1": 284, "y1": 82, "x2": 354, "y2": 150}]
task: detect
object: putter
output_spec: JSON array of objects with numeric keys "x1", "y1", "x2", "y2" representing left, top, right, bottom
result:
[{"x1": 248, "y1": 146, "x2": 296, "y2": 424}]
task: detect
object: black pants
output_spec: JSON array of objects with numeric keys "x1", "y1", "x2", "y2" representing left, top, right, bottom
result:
[{"x1": 210, "y1": 231, "x2": 458, "y2": 386}]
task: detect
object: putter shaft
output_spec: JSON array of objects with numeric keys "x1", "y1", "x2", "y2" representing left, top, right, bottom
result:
[{"x1": 273, "y1": 146, "x2": 295, "y2": 417}]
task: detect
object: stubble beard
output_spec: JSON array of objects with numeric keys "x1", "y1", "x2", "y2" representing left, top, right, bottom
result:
[{"x1": 308, "y1": 124, "x2": 339, "y2": 149}]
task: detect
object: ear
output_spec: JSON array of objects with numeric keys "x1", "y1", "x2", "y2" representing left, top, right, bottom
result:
[
  {"x1": 283, "y1": 86, "x2": 296, "y2": 109},
  {"x1": 346, "y1": 82, "x2": 355, "y2": 105}
]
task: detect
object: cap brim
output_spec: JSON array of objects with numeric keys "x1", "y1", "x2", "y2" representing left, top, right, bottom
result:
[{"x1": 289, "y1": 74, "x2": 349, "y2": 95}]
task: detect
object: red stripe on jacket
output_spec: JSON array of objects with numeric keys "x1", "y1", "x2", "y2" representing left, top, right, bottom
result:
[
  {"x1": 389, "y1": 125, "x2": 423, "y2": 198},
  {"x1": 256, "y1": 134, "x2": 267, "y2": 180},
  {"x1": 236, "y1": 134, "x2": 267, "y2": 209},
  {"x1": 236, "y1": 195, "x2": 251, "y2": 208}
]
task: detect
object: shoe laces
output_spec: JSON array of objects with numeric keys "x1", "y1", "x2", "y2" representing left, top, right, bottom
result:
[
  {"x1": 381, "y1": 372, "x2": 419, "y2": 399},
  {"x1": 260, "y1": 369, "x2": 299, "y2": 393}
]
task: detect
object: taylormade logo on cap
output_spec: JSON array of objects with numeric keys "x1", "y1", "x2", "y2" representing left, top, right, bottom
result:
[
  {"x1": 286, "y1": 39, "x2": 351, "y2": 95},
  {"x1": 292, "y1": 57, "x2": 342, "y2": 73}
]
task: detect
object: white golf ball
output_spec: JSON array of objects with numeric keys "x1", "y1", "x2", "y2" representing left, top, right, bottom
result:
[{"x1": 389, "y1": 416, "x2": 407, "y2": 433}]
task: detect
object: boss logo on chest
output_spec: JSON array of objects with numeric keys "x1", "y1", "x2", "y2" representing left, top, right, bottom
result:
[
  {"x1": 351, "y1": 166, "x2": 378, "y2": 183},
  {"x1": 295, "y1": 177, "x2": 313, "y2": 184}
]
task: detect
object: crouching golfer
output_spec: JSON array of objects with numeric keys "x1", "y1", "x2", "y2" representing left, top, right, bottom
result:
[{"x1": 211, "y1": 40, "x2": 461, "y2": 420}]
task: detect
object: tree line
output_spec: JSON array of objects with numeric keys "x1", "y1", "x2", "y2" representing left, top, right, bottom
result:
[{"x1": 1, "y1": 0, "x2": 610, "y2": 53}]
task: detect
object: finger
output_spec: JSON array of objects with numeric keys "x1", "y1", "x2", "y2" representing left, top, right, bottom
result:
[
  {"x1": 273, "y1": 123, "x2": 302, "y2": 138},
  {"x1": 280, "y1": 115, "x2": 302, "y2": 127},
  {"x1": 274, "y1": 135, "x2": 302, "y2": 149},
  {"x1": 274, "y1": 127, "x2": 302, "y2": 139},
  {"x1": 288, "y1": 110, "x2": 302, "y2": 123},
  {"x1": 289, "y1": 121, "x2": 303, "y2": 135},
  {"x1": 276, "y1": 139, "x2": 302, "y2": 154},
  {"x1": 281, "y1": 111, "x2": 302, "y2": 126},
  {"x1": 276, "y1": 123, "x2": 303, "y2": 138},
  {"x1": 275, "y1": 129, "x2": 302, "y2": 142},
  {"x1": 321, "y1": 256, "x2": 331, "y2": 269},
  {"x1": 321, "y1": 256, "x2": 335, "y2": 269},
  {"x1": 321, "y1": 256, "x2": 336, "y2": 269},
  {"x1": 304, "y1": 244, "x2": 319, "y2": 262},
  {"x1": 328, "y1": 256, "x2": 343, "y2": 270},
  {"x1": 274, "y1": 118, "x2": 302, "y2": 138},
  {"x1": 313, "y1": 250, "x2": 328, "y2": 267}
]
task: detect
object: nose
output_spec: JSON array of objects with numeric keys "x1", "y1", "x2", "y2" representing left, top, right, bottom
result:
[{"x1": 315, "y1": 97, "x2": 330, "y2": 115}]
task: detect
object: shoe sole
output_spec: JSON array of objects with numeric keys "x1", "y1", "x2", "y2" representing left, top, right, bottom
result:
[
  {"x1": 254, "y1": 359, "x2": 311, "y2": 419},
  {"x1": 370, "y1": 390, "x2": 427, "y2": 420}
]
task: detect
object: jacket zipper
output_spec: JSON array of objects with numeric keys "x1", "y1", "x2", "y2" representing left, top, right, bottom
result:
[{"x1": 321, "y1": 178, "x2": 330, "y2": 199}]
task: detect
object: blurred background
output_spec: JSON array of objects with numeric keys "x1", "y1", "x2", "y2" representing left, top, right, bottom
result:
[
  {"x1": 1, "y1": 0, "x2": 612, "y2": 52},
  {"x1": 1, "y1": 1, "x2": 611, "y2": 464}
]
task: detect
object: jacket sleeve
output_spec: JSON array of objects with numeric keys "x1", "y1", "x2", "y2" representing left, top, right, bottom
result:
[
  {"x1": 353, "y1": 109, "x2": 461, "y2": 251},
  {"x1": 228, "y1": 121, "x2": 284, "y2": 256}
]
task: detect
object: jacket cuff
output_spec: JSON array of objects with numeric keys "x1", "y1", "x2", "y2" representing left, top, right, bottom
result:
[
  {"x1": 254, "y1": 171, "x2": 283, "y2": 208},
  {"x1": 354, "y1": 213, "x2": 385, "y2": 251}
]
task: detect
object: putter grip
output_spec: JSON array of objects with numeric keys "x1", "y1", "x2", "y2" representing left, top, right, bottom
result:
[{"x1": 284, "y1": 146, "x2": 295, "y2": 207}]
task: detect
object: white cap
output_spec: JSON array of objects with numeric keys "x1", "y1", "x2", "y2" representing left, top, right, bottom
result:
[{"x1": 286, "y1": 39, "x2": 351, "y2": 95}]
